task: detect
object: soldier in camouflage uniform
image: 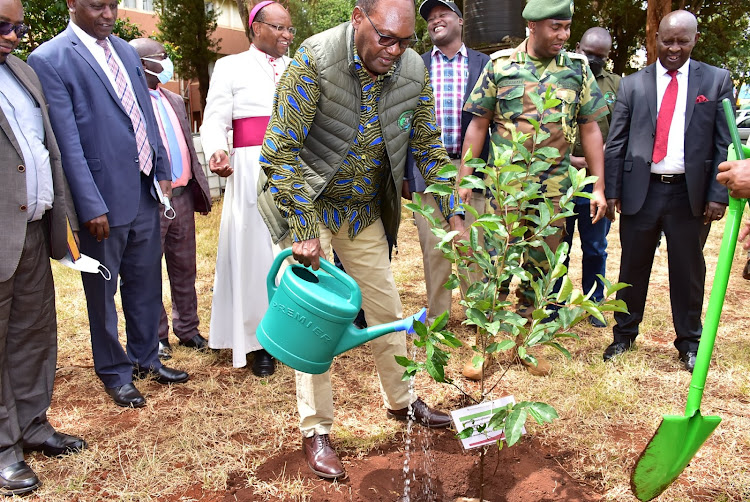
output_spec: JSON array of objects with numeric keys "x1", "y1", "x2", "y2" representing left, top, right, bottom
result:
[
  {"x1": 458, "y1": 0, "x2": 608, "y2": 373},
  {"x1": 564, "y1": 27, "x2": 621, "y2": 328}
]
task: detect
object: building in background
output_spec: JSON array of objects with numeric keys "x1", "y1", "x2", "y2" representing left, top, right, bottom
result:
[{"x1": 119, "y1": 0, "x2": 250, "y2": 131}]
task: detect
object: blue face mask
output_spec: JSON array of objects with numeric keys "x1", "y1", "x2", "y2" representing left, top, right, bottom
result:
[{"x1": 143, "y1": 56, "x2": 174, "y2": 85}]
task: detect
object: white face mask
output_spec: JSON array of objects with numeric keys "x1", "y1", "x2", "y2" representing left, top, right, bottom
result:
[
  {"x1": 58, "y1": 253, "x2": 112, "y2": 280},
  {"x1": 142, "y1": 56, "x2": 174, "y2": 85},
  {"x1": 154, "y1": 178, "x2": 176, "y2": 220}
]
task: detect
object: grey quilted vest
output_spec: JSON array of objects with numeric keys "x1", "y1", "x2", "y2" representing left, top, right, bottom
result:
[{"x1": 257, "y1": 22, "x2": 427, "y2": 243}]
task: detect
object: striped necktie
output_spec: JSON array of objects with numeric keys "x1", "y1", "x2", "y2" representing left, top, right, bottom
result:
[{"x1": 96, "y1": 38, "x2": 152, "y2": 176}]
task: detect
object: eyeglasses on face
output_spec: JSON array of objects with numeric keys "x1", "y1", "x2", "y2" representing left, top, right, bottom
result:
[
  {"x1": 0, "y1": 21, "x2": 29, "y2": 38},
  {"x1": 255, "y1": 21, "x2": 296, "y2": 36},
  {"x1": 141, "y1": 52, "x2": 166, "y2": 60},
  {"x1": 361, "y1": 9, "x2": 418, "y2": 50}
]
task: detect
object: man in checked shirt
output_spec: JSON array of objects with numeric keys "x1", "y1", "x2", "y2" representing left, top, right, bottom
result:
[{"x1": 257, "y1": 0, "x2": 465, "y2": 481}]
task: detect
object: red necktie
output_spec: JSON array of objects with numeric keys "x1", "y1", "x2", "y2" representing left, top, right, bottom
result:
[{"x1": 652, "y1": 70, "x2": 679, "y2": 164}]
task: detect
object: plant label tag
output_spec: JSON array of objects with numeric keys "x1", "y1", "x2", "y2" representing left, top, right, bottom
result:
[{"x1": 450, "y1": 395, "x2": 525, "y2": 450}]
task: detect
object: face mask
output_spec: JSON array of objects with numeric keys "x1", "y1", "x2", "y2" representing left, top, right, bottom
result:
[
  {"x1": 143, "y1": 56, "x2": 174, "y2": 85},
  {"x1": 587, "y1": 55, "x2": 605, "y2": 77},
  {"x1": 58, "y1": 253, "x2": 112, "y2": 280}
]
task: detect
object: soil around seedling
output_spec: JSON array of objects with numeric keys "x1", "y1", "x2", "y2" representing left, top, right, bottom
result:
[{"x1": 210, "y1": 428, "x2": 600, "y2": 501}]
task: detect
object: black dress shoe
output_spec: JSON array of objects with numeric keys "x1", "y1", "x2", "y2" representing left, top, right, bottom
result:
[
  {"x1": 251, "y1": 349, "x2": 275, "y2": 377},
  {"x1": 106, "y1": 383, "x2": 146, "y2": 408},
  {"x1": 133, "y1": 365, "x2": 189, "y2": 384},
  {"x1": 0, "y1": 461, "x2": 40, "y2": 496},
  {"x1": 179, "y1": 334, "x2": 209, "y2": 350},
  {"x1": 679, "y1": 351, "x2": 697, "y2": 373},
  {"x1": 603, "y1": 341, "x2": 634, "y2": 362},
  {"x1": 588, "y1": 315, "x2": 607, "y2": 328},
  {"x1": 158, "y1": 340, "x2": 172, "y2": 360},
  {"x1": 26, "y1": 432, "x2": 87, "y2": 457}
]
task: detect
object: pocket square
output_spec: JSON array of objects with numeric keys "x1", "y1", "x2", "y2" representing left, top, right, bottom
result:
[{"x1": 695, "y1": 95, "x2": 709, "y2": 103}]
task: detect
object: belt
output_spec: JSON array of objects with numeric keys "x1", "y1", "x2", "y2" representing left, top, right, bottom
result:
[
  {"x1": 171, "y1": 180, "x2": 192, "y2": 197},
  {"x1": 651, "y1": 173, "x2": 686, "y2": 184}
]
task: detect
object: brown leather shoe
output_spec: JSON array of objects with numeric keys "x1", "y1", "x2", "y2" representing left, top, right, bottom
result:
[
  {"x1": 302, "y1": 434, "x2": 345, "y2": 479},
  {"x1": 387, "y1": 397, "x2": 451, "y2": 428},
  {"x1": 743, "y1": 258, "x2": 750, "y2": 280}
]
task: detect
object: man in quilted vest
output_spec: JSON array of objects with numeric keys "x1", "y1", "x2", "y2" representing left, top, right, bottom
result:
[{"x1": 258, "y1": 0, "x2": 465, "y2": 480}]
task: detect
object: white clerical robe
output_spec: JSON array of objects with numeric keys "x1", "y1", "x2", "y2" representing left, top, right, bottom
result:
[{"x1": 200, "y1": 46, "x2": 289, "y2": 367}]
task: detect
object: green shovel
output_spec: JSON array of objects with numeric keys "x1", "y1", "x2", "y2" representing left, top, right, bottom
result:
[{"x1": 630, "y1": 98, "x2": 748, "y2": 501}]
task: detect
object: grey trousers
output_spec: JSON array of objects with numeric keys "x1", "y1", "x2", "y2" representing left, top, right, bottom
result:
[{"x1": 0, "y1": 220, "x2": 56, "y2": 468}]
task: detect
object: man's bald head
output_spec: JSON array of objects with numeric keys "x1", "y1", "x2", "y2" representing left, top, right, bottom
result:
[
  {"x1": 658, "y1": 9, "x2": 698, "y2": 37},
  {"x1": 129, "y1": 37, "x2": 167, "y2": 89},
  {"x1": 656, "y1": 10, "x2": 699, "y2": 71},
  {"x1": 130, "y1": 37, "x2": 164, "y2": 58},
  {"x1": 577, "y1": 27, "x2": 612, "y2": 60}
]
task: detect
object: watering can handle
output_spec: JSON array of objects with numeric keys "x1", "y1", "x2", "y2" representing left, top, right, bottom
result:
[{"x1": 266, "y1": 248, "x2": 361, "y2": 305}]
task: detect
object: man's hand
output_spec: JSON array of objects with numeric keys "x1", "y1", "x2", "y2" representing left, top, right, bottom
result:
[
  {"x1": 740, "y1": 221, "x2": 750, "y2": 249},
  {"x1": 703, "y1": 201, "x2": 727, "y2": 224},
  {"x1": 158, "y1": 179, "x2": 172, "y2": 200},
  {"x1": 590, "y1": 188, "x2": 607, "y2": 224},
  {"x1": 570, "y1": 155, "x2": 588, "y2": 170},
  {"x1": 605, "y1": 198, "x2": 620, "y2": 222},
  {"x1": 458, "y1": 187, "x2": 472, "y2": 205},
  {"x1": 292, "y1": 238, "x2": 326, "y2": 271},
  {"x1": 717, "y1": 159, "x2": 750, "y2": 199},
  {"x1": 209, "y1": 150, "x2": 233, "y2": 177},
  {"x1": 401, "y1": 180, "x2": 411, "y2": 200},
  {"x1": 84, "y1": 214, "x2": 110, "y2": 242}
]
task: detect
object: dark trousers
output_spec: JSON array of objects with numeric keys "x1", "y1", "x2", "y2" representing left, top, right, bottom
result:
[
  {"x1": 80, "y1": 175, "x2": 163, "y2": 388},
  {"x1": 158, "y1": 190, "x2": 200, "y2": 342},
  {"x1": 564, "y1": 200, "x2": 611, "y2": 301},
  {"x1": 613, "y1": 179, "x2": 710, "y2": 353},
  {"x1": 0, "y1": 221, "x2": 56, "y2": 468}
]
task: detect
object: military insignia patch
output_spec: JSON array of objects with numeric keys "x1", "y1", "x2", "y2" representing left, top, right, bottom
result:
[
  {"x1": 604, "y1": 91, "x2": 616, "y2": 105},
  {"x1": 398, "y1": 110, "x2": 414, "y2": 131}
]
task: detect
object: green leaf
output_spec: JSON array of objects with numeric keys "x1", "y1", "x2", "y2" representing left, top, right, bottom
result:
[
  {"x1": 394, "y1": 355, "x2": 412, "y2": 368},
  {"x1": 556, "y1": 276, "x2": 573, "y2": 303},
  {"x1": 437, "y1": 163, "x2": 458, "y2": 178},
  {"x1": 425, "y1": 183, "x2": 454, "y2": 196},
  {"x1": 457, "y1": 427, "x2": 475, "y2": 439},
  {"x1": 526, "y1": 402, "x2": 558, "y2": 424},
  {"x1": 504, "y1": 407, "x2": 528, "y2": 446}
]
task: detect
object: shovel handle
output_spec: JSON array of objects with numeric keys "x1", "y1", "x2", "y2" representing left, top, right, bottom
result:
[{"x1": 685, "y1": 99, "x2": 746, "y2": 416}]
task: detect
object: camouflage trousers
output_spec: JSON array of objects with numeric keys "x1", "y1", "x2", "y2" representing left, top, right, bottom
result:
[{"x1": 494, "y1": 195, "x2": 568, "y2": 306}]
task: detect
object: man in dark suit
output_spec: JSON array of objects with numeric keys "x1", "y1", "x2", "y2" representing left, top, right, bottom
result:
[
  {"x1": 28, "y1": 0, "x2": 189, "y2": 408},
  {"x1": 130, "y1": 38, "x2": 212, "y2": 360},
  {"x1": 402, "y1": 0, "x2": 489, "y2": 359},
  {"x1": 603, "y1": 9, "x2": 731, "y2": 372},
  {"x1": 0, "y1": 0, "x2": 86, "y2": 494}
]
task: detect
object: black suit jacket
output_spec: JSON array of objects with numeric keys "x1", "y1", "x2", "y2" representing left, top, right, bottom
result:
[
  {"x1": 604, "y1": 60, "x2": 732, "y2": 217},
  {"x1": 405, "y1": 46, "x2": 491, "y2": 193}
]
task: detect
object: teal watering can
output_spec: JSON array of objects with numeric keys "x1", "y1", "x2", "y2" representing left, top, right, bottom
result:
[{"x1": 257, "y1": 248, "x2": 427, "y2": 374}]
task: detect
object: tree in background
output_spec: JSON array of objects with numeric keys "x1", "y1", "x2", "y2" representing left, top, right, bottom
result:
[
  {"x1": 155, "y1": 0, "x2": 220, "y2": 109},
  {"x1": 18, "y1": 0, "x2": 142, "y2": 60}
]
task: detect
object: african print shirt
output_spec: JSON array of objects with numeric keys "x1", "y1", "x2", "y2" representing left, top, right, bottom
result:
[
  {"x1": 259, "y1": 44, "x2": 459, "y2": 242},
  {"x1": 464, "y1": 39, "x2": 609, "y2": 197}
]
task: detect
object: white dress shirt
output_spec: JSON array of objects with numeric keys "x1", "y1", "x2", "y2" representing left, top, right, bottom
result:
[{"x1": 651, "y1": 58, "x2": 690, "y2": 175}]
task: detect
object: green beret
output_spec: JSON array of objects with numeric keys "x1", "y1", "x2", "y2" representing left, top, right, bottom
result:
[{"x1": 522, "y1": 0, "x2": 574, "y2": 21}]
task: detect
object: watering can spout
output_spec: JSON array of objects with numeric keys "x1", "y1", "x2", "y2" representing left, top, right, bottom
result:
[{"x1": 334, "y1": 308, "x2": 427, "y2": 357}]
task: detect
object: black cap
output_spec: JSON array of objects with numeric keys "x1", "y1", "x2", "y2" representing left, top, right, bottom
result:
[{"x1": 418, "y1": 0, "x2": 462, "y2": 21}]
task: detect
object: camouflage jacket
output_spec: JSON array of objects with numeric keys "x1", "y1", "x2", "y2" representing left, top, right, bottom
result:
[
  {"x1": 464, "y1": 39, "x2": 608, "y2": 197},
  {"x1": 572, "y1": 68, "x2": 621, "y2": 157}
]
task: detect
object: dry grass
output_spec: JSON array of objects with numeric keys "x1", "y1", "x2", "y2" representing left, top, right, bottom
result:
[{"x1": 20, "y1": 199, "x2": 750, "y2": 501}]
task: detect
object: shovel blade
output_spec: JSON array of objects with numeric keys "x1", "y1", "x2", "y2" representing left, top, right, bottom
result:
[{"x1": 631, "y1": 412, "x2": 721, "y2": 501}]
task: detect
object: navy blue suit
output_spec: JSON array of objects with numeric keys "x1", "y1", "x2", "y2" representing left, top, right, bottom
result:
[{"x1": 28, "y1": 26, "x2": 170, "y2": 388}]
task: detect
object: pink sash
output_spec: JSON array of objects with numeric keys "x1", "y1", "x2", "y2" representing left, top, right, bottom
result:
[{"x1": 232, "y1": 116, "x2": 271, "y2": 148}]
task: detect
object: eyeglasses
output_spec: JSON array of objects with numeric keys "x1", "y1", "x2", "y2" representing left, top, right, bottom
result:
[
  {"x1": 361, "y1": 9, "x2": 418, "y2": 50},
  {"x1": 255, "y1": 21, "x2": 296, "y2": 36},
  {"x1": 141, "y1": 52, "x2": 166, "y2": 60},
  {"x1": 0, "y1": 21, "x2": 29, "y2": 38}
]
